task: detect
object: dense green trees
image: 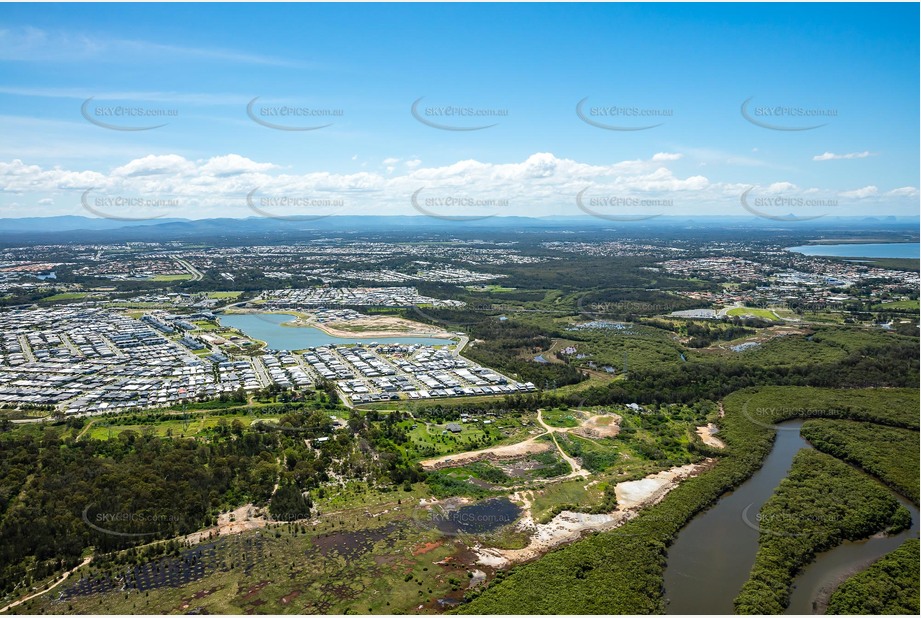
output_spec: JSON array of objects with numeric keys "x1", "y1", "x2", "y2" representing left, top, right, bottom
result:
[
  {"x1": 457, "y1": 387, "x2": 918, "y2": 614},
  {"x1": 826, "y1": 540, "x2": 919, "y2": 615},
  {"x1": 0, "y1": 429, "x2": 281, "y2": 598},
  {"x1": 269, "y1": 483, "x2": 313, "y2": 521},
  {"x1": 801, "y1": 420, "x2": 919, "y2": 503},
  {"x1": 733, "y1": 449, "x2": 908, "y2": 614},
  {"x1": 463, "y1": 318, "x2": 587, "y2": 387}
]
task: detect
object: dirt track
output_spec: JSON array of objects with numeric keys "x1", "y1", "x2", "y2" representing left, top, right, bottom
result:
[
  {"x1": 420, "y1": 436, "x2": 553, "y2": 470},
  {"x1": 0, "y1": 556, "x2": 93, "y2": 613},
  {"x1": 474, "y1": 460, "x2": 713, "y2": 567}
]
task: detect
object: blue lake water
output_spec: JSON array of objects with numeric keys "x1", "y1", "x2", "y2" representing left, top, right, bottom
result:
[
  {"x1": 219, "y1": 313, "x2": 452, "y2": 350},
  {"x1": 786, "y1": 242, "x2": 920, "y2": 259}
]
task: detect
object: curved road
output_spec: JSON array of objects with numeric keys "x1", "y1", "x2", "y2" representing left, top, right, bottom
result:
[
  {"x1": 0, "y1": 556, "x2": 92, "y2": 614},
  {"x1": 536, "y1": 409, "x2": 590, "y2": 478}
]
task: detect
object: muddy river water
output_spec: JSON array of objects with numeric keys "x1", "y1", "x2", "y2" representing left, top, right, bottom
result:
[{"x1": 663, "y1": 419, "x2": 919, "y2": 614}]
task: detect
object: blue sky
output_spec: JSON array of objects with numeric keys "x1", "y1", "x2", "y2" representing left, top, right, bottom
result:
[{"x1": 0, "y1": 2, "x2": 918, "y2": 220}]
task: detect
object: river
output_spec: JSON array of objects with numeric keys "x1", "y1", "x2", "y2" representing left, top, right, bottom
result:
[{"x1": 663, "y1": 419, "x2": 919, "y2": 614}]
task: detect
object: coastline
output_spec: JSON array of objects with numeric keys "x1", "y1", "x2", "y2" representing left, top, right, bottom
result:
[{"x1": 785, "y1": 241, "x2": 920, "y2": 259}]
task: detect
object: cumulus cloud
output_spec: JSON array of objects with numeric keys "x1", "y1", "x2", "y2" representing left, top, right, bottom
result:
[
  {"x1": 652, "y1": 152, "x2": 683, "y2": 161},
  {"x1": 813, "y1": 151, "x2": 873, "y2": 161},
  {"x1": 198, "y1": 154, "x2": 276, "y2": 177},
  {"x1": 112, "y1": 154, "x2": 194, "y2": 177},
  {"x1": 886, "y1": 186, "x2": 919, "y2": 197},
  {"x1": 839, "y1": 185, "x2": 879, "y2": 199},
  {"x1": 765, "y1": 182, "x2": 798, "y2": 193},
  {"x1": 2, "y1": 151, "x2": 915, "y2": 219},
  {"x1": 382, "y1": 157, "x2": 400, "y2": 174}
]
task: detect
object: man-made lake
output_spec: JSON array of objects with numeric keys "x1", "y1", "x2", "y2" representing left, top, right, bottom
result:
[
  {"x1": 786, "y1": 242, "x2": 920, "y2": 259},
  {"x1": 218, "y1": 313, "x2": 452, "y2": 350}
]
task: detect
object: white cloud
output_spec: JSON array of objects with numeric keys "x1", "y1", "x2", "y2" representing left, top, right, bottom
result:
[
  {"x1": 2, "y1": 152, "x2": 916, "y2": 219},
  {"x1": 766, "y1": 182, "x2": 798, "y2": 193},
  {"x1": 839, "y1": 185, "x2": 879, "y2": 199},
  {"x1": 0, "y1": 26, "x2": 306, "y2": 67},
  {"x1": 652, "y1": 152, "x2": 683, "y2": 161},
  {"x1": 198, "y1": 154, "x2": 276, "y2": 177},
  {"x1": 684, "y1": 147, "x2": 773, "y2": 169},
  {"x1": 112, "y1": 154, "x2": 194, "y2": 177},
  {"x1": 813, "y1": 151, "x2": 873, "y2": 161},
  {"x1": 886, "y1": 186, "x2": 919, "y2": 197},
  {"x1": 382, "y1": 157, "x2": 400, "y2": 174}
]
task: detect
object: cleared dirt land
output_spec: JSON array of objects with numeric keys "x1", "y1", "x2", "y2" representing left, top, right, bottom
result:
[
  {"x1": 696, "y1": 423, "x2": 726, "y2": 448},
  {"x1": 474, "y1": 461, "x2": 712, "y2": 567},
  {"x1": 420, "y1": 436, "x2": 553, "y2": 470},
  {"x1": 313, "y1": 315, "x2": 451, "y2": 338},
  {"x1": 572, "y1": 412, "x2": 621, "y2": 439}
]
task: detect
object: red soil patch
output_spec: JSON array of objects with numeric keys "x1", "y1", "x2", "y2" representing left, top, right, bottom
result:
[
  {"x1": 241, "y1": 580, "x2": 270, "y2": 600},
  {"x1": 412, "y1": 540, "x2": 444, "y2": 556}
]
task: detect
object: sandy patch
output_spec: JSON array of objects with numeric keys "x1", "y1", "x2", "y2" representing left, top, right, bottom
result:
[
  {"x1": 573, "y1": 413, "x2": 622, "y2": 439},
  {"x1": 474, "y1": 461, "x2": 712, "y2": 568},
  {"x1": 696, "y1": 423, "x2": 726, "y2": 449},
  {"x1": 314, "y1": 315, "x2": 451, "y2": 339},
  {"x1": 420, "y1": 437, "x2": 553, "y2": 470},
  {"x1": 615, "y1": 462, "x2": 704, "y2": 509},
  {"x1": 184, "y1": 504, "x2": 267, "y2": 544}
]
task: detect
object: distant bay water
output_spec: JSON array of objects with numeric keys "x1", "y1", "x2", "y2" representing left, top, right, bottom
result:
[{"x1": 786, "y1": 242, "x2": 920, "y2": 259}]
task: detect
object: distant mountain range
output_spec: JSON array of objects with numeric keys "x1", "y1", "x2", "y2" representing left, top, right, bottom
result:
[{"x1": 0, "y1": 215, "x2": 918, "y2": 242}]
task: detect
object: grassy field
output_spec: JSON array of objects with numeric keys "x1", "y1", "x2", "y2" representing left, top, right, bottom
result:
[
  {"x1": 541, "y1": 407, "x2": 579, "y2": 428},
  {"x1": 39, "y1": 292, "x2": 89, "y2": 302},
  {"x1": 560, "y1": 324, "x2": 688, "y2": 374},
  {"x1": 14, "y1": 502, "x2": 481, "y2": 615},
  {"x1": 465, "y1": 285, "x2": 518, "y2": 293},
  {"x1": 192, "y1": 320, "x2": 221, "y2": 331},
  {"x1": 150, "y1": 274, "x2": 194, "y2": 282},
  {"x1": 692, "y1": 330, "x2": 848, "y2": 367},
  {"x1": 0, "y1": 409, "x2": 47, "y2": 421},
  {"x1": 725, "y1": 307, "x2": 778, "y2": 320},
  {"x1": 529, "y1": 479, "x2": 601, "y2": 523},
  {"x1": 872, "y1": 299, "x2": 920, "y2": 311},
  {"x1": 83, "y1": 413, "x2": 280, "y2": 441},
  {"x1": 205, "y1": 291, "x2": 242, "y2": 299},
  {"x1": 400, "y1": 415, "x2": 530, "y2": 459}
]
